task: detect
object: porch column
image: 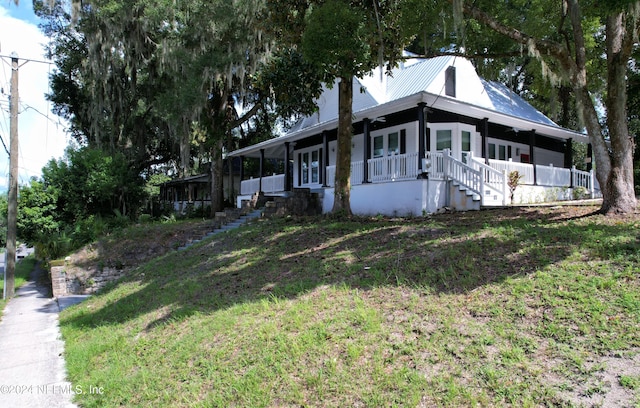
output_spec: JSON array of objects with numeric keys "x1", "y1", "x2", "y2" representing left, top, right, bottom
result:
[
  {"x1": 322, "y1": 131, "x2": 329, "y2": 187},
  {"x1": 480, "y1": 118, "x2": 489, "y2": 163},
  {"x1": 529, "y1": 130, "x2": 537, "y2": 185},
  {"x1": 564, "y1": 138, "x2": 573, "y2": 187},
  {"x1": 284, "y1": 142, "x2": 291, "y2": 191},
  {"x1": 239, "y1": 156, "x2": 245, "y2": 181},
  {"x1": 564, "y1": 138, "x2": 573, "y2": 168},
  {"x1": 259, "y1": 148, "x2": 264, "y2": 193},
  {"x1": 228, "y1": 156, "x2": 234, "y2": 203},
  {"x1": 363, "y1": 118, "x2": 371, "y2": 183},
  {"x1": 417, "y1": 103, "x2": 426, "y2": 172}
]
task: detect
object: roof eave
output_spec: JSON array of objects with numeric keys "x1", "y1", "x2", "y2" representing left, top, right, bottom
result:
[
  {"x1": 228, "y1": 91, "x2": 588, "y2": 159},
  {"x1": 422, "y1": 93, "x2": 589, "y2": 143}
]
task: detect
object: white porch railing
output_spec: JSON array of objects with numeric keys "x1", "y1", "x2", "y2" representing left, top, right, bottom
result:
[
  {"x1": 326, "y1": 161, "x2": 364, "y2": 187},
  {"x1": 572, "y1": 167, "x2": 598, "y2": 198},
  {"x1": 368, "y1": 152, "x2": 420, "y2": 182},
  {"x1": 240, "y1": 174, "x2": 285, "y2": 195},
  {"x1": 488, "y1": 159, "x2": 535, "y2": 185},
  {"x1": 425, "y1": 151, "x2": 446, "y2": 179},
  {"x1": 536, "y1": 164, "x2": 571, "y2": 187},
  {"x1": 326, "y1": 154, "x2": 418, "y2": 186},
  {"x1": 239, "y1": 152, "x2": 598, "y2": 203}
]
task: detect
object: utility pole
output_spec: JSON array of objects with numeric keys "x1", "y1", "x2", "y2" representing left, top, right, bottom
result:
[{"x1": 4, "y1": 52, "x2": 19, "y2": 300}]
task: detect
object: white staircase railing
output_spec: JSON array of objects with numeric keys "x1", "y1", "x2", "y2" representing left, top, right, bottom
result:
[
  {"x1": 443, "y1": 150, "x2": 483, "y2": 199},
  {"x1": 441, "y1": 150, "x2": 507, "y2": 206},
  {"x1": 469, "y1": 157, "x2": 508, "y2": 206}
]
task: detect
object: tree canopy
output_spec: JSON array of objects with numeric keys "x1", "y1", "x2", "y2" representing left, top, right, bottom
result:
[
  {"x1": 37, "y1": 0, "x2": 323, "y2": 215},
  {"x1": 404, "y1": 0, "x2": 638, "y2": 214},
  {"x1": 268, "y1": 0, "x2": 410, "y2": 214}
]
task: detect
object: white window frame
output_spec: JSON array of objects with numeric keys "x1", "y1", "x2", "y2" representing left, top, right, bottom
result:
[
  {"x1": 428, "y1": 123, "x2": 478, "y2": 161},
  {"x1": 297, "y1": 146, "x2": 323, "y2": 187},
  {"x1": 371, "y1": 125, "x2": 408, "y2": 158}
]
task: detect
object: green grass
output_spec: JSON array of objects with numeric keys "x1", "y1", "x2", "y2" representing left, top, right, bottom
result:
[
  {"x1": 0, "y1": 255, "x2": 38, "y2": 312},
  {"x1": 59, "y1": 206, "x2": 640, "y2": 407}
]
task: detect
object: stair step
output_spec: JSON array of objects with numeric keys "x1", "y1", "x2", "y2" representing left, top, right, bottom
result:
[{"x1": 177, "y1": 209, "x2": 263, "y2": 251}]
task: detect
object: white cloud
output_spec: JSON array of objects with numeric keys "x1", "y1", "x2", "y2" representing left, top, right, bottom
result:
[{"x1": 0, "y1": 6, "x2": 70, "y2": 189}]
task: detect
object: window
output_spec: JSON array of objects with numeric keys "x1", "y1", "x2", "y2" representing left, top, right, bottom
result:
[
  {"x1": 373, "y1": 135, "x2": 384, "y2": 158},
  {"x1": 436, "y1": 130, "x2": 452, "y2": 151},
  {"x1": 299, "y1": 148, "x2": 322, "y2": 185},
  {"x1": 461, "y1": 131, "x2": 471, "y2": 152},
  {"x1": 372, "y1": 131, "x2": 404, "y2": 158},
  {"x1": 499, "y1": 145, "x2": 506, "y2": 160},
  {"x1": 302, "y1": 152, "x2": 309, "y2": 184},
  {"x1": 388, "y1": 132, "x2": 399, "y2": 155},
  {"x1": 311, "y1": 150, "x2": 319, "y2": 183},
  {"x1": 489, "y1": 143, "x2": 496, "y2": 159}
]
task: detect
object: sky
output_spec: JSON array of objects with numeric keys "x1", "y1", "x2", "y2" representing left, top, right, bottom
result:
[{"x1": 0, "y1": 1, "x2": 70, "y2": 191}]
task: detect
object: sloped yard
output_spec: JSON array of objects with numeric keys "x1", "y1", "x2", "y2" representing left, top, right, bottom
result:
[{"x1": 60, "y1": 205, "x2": 640, "y2": 407}]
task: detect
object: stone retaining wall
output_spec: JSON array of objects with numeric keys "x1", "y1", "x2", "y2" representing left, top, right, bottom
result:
[{"x1": 50, "y1": 262, "x2": 125, "y2": 297}]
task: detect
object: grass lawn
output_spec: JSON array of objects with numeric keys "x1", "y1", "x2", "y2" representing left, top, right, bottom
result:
[
  {"x1": 60, "y1": 205, "x2": 640, "y2": 407},
  {"x1": 0, "y1": 256, "x2": 38, "y2": 312}
]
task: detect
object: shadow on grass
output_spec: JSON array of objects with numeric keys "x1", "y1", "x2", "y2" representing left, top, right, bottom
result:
[{"x1": 60, "y1": 205, "x2": 640, "y2": 331}]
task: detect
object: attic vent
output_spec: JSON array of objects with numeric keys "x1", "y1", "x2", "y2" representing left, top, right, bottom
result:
[{"x1": 445, "y1": 66, "x2": 456, "y2": 97}]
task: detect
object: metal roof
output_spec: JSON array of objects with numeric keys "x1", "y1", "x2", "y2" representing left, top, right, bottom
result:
[{"x1": 229, "y1": 56, "x2": 587, "y2": 159}]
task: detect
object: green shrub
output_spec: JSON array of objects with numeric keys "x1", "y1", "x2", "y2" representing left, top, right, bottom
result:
[
  {"x1": 138, "y1": 214, "x2": 154, "y2": 223},
  {"x1": 573, "y1": 186, "x2": 588, "y2": 200},
  {"x1": 34, "y1": 232, "x2": 72, "y2": 261}
]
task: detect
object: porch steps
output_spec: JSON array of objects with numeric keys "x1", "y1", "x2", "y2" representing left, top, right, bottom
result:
[
  {"x1": 177, "y1": 208, "x2": 263, "y2": 251},
  {"x1": 449, "y1": 181, "x2": 481, "y2": 211}
]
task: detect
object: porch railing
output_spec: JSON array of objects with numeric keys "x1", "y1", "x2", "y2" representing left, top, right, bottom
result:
[
  {"x1": 240, "y1": 174, "x2": 285, "y2": 195},
  {"x1": 326, "y1": 161, "x2": 364, "y2": 187},
  {"x1": 327, "y1": 154, "x2": 418, "y2": 186},
  {"x1": 536, "y1": 164, "x2": 571, "y2": 187},
  {"x1": 368, "y1": 152, "x2": 420, "y2": 182},
  {"x1": 238, "y1": 152, "x2": 598, "y2": 201},
  {"x1": 488, "y1": 159, "x2": 535, "y2": 185}
]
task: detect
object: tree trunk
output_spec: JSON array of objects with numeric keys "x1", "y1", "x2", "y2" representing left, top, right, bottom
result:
[
  {"x1": 459, "y1": 0, "x2": 637, "y2": 214},
  {"x1": 601, "y1": 11, "x2": 637, "y2": 214},
  {"x1": 332, "y1": 76, "x2": 353, "y2": 215},
  {"x1": 210, "y1": 138, "x2": 225, "y2": 216}
]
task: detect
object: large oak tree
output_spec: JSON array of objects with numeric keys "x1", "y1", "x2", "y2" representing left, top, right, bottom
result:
[{"x1": 440, "y1": 0, "x2": 638, "y2": 214}]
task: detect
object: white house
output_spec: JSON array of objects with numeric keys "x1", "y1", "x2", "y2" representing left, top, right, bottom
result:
[{"x1": 229, "y1": 55, "x2": 597, "y2": 216}]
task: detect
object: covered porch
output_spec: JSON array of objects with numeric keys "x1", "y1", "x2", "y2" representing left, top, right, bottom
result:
[
  {"x1": 230, "y1": 95, "x2": 595, "y2": 215},
  {"x1": 236, "y1": 149, "x2": 598, "y2": 214}
]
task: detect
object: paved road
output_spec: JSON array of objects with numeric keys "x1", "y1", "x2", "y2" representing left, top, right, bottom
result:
[
  {"x1": 0, "y1": 245, "x2": 36, "y2": 279},
  {"x1": 0, "y1": 261, "x2": 78, "y2": 408}
]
